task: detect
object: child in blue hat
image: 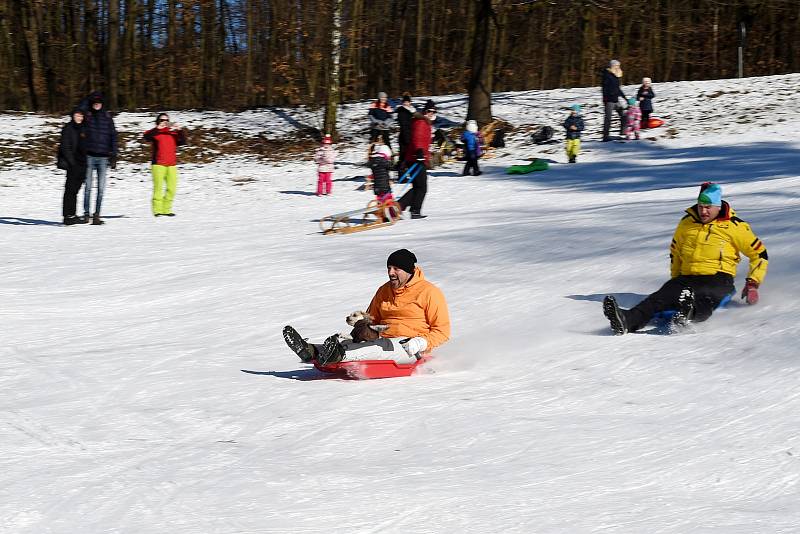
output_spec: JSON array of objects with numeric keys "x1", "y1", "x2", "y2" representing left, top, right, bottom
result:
[{"x1": 563, "y1": 104, "x2": 585, "y2": 163}]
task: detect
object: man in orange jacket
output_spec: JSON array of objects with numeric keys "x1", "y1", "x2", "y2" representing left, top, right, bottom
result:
[{"x1": 283, "y1": 249, "x2": 450, "y2": 365}]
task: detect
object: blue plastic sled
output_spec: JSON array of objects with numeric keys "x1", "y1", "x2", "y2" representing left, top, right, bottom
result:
[{"x1": 652, "y1": 291, "x2": 735, "y2": 323}]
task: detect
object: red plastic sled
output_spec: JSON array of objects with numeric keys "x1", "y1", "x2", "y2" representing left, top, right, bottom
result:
[
  {"x1": 312, "y1": 356, "x2": 431, "y2": 379},
  {"x1": 647, "y1": 117, "x2": 665, "y2": 128}
]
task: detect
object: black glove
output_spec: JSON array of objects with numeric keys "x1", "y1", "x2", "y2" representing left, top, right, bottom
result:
[{"x1": 109, "y1": 155, "x2": 117, "y2": 169}]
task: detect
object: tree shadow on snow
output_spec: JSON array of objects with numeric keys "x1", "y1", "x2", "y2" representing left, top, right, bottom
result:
[{"x1": 479, "y1": 140, "x2": 800, "y2": 193}]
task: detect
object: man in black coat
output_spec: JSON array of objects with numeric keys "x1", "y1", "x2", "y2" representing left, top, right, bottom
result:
[{"x1": 601, "y1": 59, "x2": 627, "y2": 141}]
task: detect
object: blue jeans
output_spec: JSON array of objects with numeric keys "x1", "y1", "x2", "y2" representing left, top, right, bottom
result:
[{"x1": 85, "y1": 156, "x2": 109, "y2": 216}]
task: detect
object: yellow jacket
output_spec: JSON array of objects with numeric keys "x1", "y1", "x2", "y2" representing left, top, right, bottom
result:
[
  {"x1": 367, "y1": 266, "x2": 451, "y2": 349},
  {"x1": 670, "y1": 202, "x2": 768, "y2": 284}
]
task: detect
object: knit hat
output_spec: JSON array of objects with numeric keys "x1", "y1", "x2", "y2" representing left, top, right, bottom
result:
[
  {"x1": 373, "y1": 144, "x2": 391, "y2": 159},
  {"x1": 466, "y1": 119, "x2": 478, "y2": 133},
  {"x1": 322, "y1": 134, "x2": 332, "y2": 144},
  {"x1": 387, "y1": 249, "x2": 417, "y2": 276},
  {"x1": 697, "y1": 182, "x2": 722, "y2": 207},
  {"x1": 627, "y1": 97, "x2": 637, "y2": 106},
  {"x1": 402, "y1": 94, "x2": 412, "y2": 103},
  {"x1": 89, "y1": 93, "x2": 104, "y2": 104},
  {"x1": 378, "y1": 91, "x2": 388, "y2": 99},
  {"x1": 609, "y1": 59, "x2": 621, "y2": 67},
  {"x1": 423, "y1": 100, "x2": 437, "y2": 112},
  {"x1": 570, "y1": 104, "x2": 582, "y2": 113}
]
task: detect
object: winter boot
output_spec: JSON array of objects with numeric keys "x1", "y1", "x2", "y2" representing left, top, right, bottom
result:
[
  {"x1": 603, "y1": 295, "x2": 628, "y2": 335},
  {"x1": 672, "y1": 288, "x2": 695, "y2": 327},
  {"x1": 63, "y1": 216, "x2": 80, "y2": 226},
  {"x1": 411, "y1": 213, "x2": 427, "y2": 219},
  {"x1": 318, "y1": 334, "x2": 346, "y2": 365},
  {"x1": 568, "y1": 155, "x2": 576, "y2": 163},
  {"x1": 91, "y1": 213, "x2": 104, "y2": 225},
  {"x1": 283, "y1": 326, "x2": 317, "y2": 363}
]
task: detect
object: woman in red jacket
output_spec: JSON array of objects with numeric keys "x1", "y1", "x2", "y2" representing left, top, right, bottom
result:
[
  {"x1": 143, "y1": 113, "x2": 187, "y2": 216},
  {"x1": 404, "y1": 100, "x2": 436, "y2": 168}
]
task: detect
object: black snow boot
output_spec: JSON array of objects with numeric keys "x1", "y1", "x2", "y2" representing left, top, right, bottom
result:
[
  {"x1": 603, "y1": 295, "x2": 628, "y2": 335},
  {"x1": 283, "y1": 325, "x2": 316, "y2": 363},
  {"x1": 672, "y1": 288, "x2": 695, "y2": 327},
  {"x1": 318, "y1": 334, "x2": 346, "y2": 365}
]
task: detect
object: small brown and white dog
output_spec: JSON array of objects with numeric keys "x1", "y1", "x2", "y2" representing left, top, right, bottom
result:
[{"x1": 341, "y1": 310, "x2": 389, "y2": 343}]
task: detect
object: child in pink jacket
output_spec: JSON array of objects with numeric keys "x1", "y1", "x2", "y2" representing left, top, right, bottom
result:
[
  {"x1": 314, "y1": 134, "x2": 336, "y2": 195},
  {"x1": 623, "y1": 98, "x2": 641, "y2": 140}
]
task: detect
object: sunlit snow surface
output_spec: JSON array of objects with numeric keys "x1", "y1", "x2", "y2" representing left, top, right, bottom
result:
[{"x1": 2, "y1": 74, "x2": 800, "y2": 533}]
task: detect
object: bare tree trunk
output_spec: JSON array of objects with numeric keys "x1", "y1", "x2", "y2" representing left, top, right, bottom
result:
[
  {"x1": 415, "y1": 0, "x2": 423, "y2": 91},
  {"x1": 167, "y1": 0, "x2": 177, "y2": 108},
  {"x1": 323, "y1": 0, "x2": 343, "y2": 137},
  {"x1": 107, "y1": 0, "x2": 120, "y2": 110},
  {"x1": 467, "y1": 0, "x2": 493, "y2": 126},
  {"x1": 22, "y1": 0, "x2": 46, "y2": 110}
]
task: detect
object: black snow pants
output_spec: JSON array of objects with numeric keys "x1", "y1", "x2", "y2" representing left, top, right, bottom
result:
[
  {"x1": 624, "y1": 273, "x2": 736, "y2": 332},
  {"x1": 62, "y1": 165, "x2": 87, "y2": 218},
  {"x1": 462, "y1": 151, "x2": 480, "y2": 176},
  {"x1": 398, "y1": 165, "x2": 428, "y2": 215}
]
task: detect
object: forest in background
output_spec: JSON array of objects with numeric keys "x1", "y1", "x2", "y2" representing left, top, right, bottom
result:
[{"x1": 2, "y1": 0, "x2": 798, "y2": 113}]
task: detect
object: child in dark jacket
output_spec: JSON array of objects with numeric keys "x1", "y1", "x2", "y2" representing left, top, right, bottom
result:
[
  {"x1": 368, "y1": 144, "x2": 393, "y2": 203},
  {"x1": 461, "y1": 120, "x2": 484, "y2": 176},
  {"x1": 637, "y1": 77, "x2": 656, "y2": 128},
  {"x1": 563, "y1": 104, "x2": 585, "y2": 163}
]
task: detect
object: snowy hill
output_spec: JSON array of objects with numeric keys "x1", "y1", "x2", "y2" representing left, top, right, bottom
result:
[{"x1": 2, "y1": 74, "x2": 800, "y2": 533}]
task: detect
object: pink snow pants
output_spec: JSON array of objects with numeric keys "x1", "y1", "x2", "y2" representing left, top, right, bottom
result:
[{"x1": 317, "y1": 172, "x2": 333, "y2": 195}]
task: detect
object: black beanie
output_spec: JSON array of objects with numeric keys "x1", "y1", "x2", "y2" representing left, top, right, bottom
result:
[{"x1": 387, "y1": 249, "x2": 417, "y2": 275}]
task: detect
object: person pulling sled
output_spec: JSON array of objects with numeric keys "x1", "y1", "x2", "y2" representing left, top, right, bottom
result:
[{"x1": 603, "y1": 182, "x2": 768, "y2": 334}]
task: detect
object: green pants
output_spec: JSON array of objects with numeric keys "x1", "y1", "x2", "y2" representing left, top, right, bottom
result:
[
  {"x1": 151, "y1": 164, "x2": 178, "y2": 215},
  {"x1": 566, "y1": 139, "x2": 581, "y2": 158}
]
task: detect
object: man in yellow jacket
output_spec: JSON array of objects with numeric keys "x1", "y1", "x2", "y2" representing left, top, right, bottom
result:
[
  {"x1": 604, "y1": 182, "x2": 768, "y2": 334},
  {"x1": 284, "y1": 249, "x2": 450, "y2": 364}
]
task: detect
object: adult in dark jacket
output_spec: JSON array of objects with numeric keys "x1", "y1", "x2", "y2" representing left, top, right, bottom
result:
[
  {"x1": 395, "y1": 94, "x2": 416, "y2": 164},
  {"x1": 601, "y1": 60, "x2": 626, "y2": 141},
  {"x1": 81, "y1": 92, "x2": 118, "y2": 225},
  {"x1": 58, "y1": 109, "x2": 88, "y2": 225},
  {"x1": 368, "y1": 92, "x2": 394, "y2": 149},
  {"x1": 405, "y1": 100, "x2": 436, "y2": 168},
  {"x1": 398, "y1": 149, "x2": 428, "y2": 219},
  {"x1": 637, "y1": 77, "x2": 656, "y2": 128}
]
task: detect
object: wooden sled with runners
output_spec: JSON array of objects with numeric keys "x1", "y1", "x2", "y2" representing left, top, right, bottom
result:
[{"x1": 319, "y1": 199, "x2": 402, "y2": 235}]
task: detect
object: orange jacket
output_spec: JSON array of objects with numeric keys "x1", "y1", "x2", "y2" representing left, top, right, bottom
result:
[{"x1": 366, "y1": 266, "x2": 450, "y2": 349}]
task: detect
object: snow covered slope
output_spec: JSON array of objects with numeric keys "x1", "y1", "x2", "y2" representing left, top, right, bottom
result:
[{"x1": 2, "y1": 74, "x2": 799, "y2": 533}]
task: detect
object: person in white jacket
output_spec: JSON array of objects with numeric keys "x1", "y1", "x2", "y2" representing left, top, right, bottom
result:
[{"x1": 314, "y1": 134, "x2": 336, "y2": 196}]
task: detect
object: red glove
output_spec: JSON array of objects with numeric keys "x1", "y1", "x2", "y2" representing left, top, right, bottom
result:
[{"x1": 741, "y1": 278, "x2": 759, "y2": 305}]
